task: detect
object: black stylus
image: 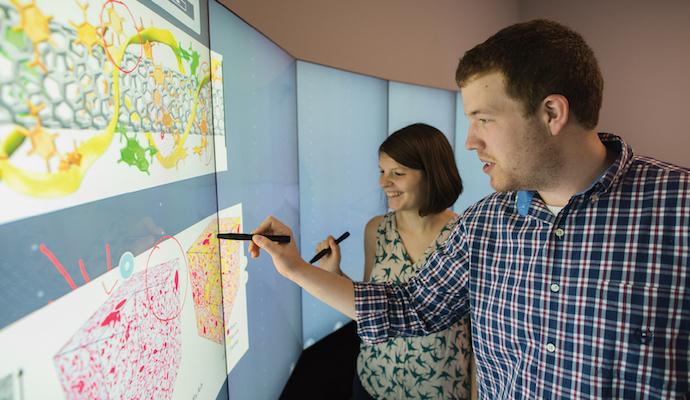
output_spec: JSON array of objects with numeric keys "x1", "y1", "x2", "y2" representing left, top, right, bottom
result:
[
  {"x1": 217, "y1": 233, "x2": 291, "y2": 243},
  {"x1": 309, "y1": 231, "x2": 350, "y2": 264}
]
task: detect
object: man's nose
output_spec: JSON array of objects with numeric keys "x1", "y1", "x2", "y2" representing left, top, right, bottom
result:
[{"x1": 465, "y1": 125, "x2": 481, "y2": 151}]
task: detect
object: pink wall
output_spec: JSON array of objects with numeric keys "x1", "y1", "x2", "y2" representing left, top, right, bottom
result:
[
  {"x1": 219, "y1": 0, "x2": 519, "y2": 90},
  {"x1": 219, "y1": 0, "x2": 689, "y2": 166},
  {"x1": 520, "y1": 0, "x2": 690, "y2": 166}
]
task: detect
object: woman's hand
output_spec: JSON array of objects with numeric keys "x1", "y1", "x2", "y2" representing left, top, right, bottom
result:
[
  {"x1": 314, "y1": 235, "x2": 343, "y2": 275},
  {"x1": 250, "y1": 216, "x2": 356, "y2": 319}
]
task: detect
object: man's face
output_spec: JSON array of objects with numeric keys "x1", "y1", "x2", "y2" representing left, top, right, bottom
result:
[{"x1": 460, "y1": 71, "x2": 560, "y2": 192}]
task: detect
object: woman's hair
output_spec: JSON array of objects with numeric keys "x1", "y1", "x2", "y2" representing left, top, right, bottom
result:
[{"x1": 379, "y1": 123, "x2": 462, "y2": 216}]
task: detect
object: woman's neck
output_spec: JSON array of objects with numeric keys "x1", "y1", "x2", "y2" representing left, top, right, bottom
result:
[{"x1": 395, "y1": 208, "x2": 455, "y2": 233}]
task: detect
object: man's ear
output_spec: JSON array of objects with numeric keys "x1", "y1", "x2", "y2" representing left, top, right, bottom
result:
[{"x1": 540, "y1": 94, "x2": 569, "y2": 136}]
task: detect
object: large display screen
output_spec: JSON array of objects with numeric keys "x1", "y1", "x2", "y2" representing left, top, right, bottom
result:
[
  {"x1": 0, "y1": 2, "x2": 491, "y2": 398},
  {"x1": 0, "y1": 0, "x2": 238, "y2": 398}
]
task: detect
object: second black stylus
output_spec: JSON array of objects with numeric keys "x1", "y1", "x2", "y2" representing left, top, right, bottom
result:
[{"x1": 309, "y1": 231, "x2": 350, "y2": 264}]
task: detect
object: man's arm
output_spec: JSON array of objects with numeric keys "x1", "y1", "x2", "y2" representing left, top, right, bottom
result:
[
  {"x1": 355, "y1": 223, "x2": 471, "y2": 343},
  {"x1": 250, "y1": 216, "x2": 471, "y2": 342}
]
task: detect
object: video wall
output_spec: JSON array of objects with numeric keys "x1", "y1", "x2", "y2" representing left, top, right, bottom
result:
[
  {"x1": 0, "y1": 0, "x2": 241, "y2": 398},
  {"x1": 0, "y1": 1, "x2": 492, "y2": 399},
  {"x1": 209, "y1": 3, "x2": 302, "y2": 400}
]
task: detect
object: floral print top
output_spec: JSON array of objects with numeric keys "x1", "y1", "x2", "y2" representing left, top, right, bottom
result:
[{"x1": 356, "y1": 212, "x2": 473, "y2": 399}]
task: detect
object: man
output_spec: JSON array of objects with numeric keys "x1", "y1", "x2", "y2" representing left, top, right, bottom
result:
[{"x1": 250, "y1": 19, "x2": 689, "y2": 398}]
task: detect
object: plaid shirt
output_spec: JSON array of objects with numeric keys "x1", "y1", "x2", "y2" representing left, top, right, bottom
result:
[{"x1": 354, "y1": 134, "x2": 690, "y2": 399}]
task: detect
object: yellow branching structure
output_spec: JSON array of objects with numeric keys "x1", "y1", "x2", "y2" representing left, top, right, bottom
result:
[{"x1": 0, "y1": 23, "x2": 212, "y2": 197}]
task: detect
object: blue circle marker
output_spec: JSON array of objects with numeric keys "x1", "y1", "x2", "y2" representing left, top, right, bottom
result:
[{"x1": 119, "y1": 251, "x2": 135, "y2": 279}]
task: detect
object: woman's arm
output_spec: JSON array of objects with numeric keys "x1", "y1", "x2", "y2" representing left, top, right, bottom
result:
[{"x1": 362, "y1": 215, "x2": 382, "y2": 282}]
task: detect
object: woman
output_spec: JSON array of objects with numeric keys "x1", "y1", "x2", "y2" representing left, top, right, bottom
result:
[{"x1": 316, "y1": 123, "x2": 475, "y2": 400}]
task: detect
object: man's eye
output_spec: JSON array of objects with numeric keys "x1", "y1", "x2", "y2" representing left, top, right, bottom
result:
[{"x1": 394, "y1": 172, "x2": 404, "y2": 176}]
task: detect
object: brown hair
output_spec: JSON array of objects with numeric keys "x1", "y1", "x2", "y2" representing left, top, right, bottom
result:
[
  {"x1": 379, "y1": 123, "x2": 462, "y2": 216},
  {"x1": 456, "y1": 19, "x2": 603, "y2": 129}
]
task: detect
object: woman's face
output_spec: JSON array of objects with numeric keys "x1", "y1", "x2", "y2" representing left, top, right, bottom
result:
[{"x1": 378, "y1": 152, "x2": 424, "y2": 212}]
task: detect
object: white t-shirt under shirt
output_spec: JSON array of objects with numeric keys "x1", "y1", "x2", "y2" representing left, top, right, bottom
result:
[{"x1": 546, "y1": 204, "x2": 564, "y2": 215}]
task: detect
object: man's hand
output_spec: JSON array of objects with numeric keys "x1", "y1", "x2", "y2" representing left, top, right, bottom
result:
[{"x1": 249, "y1": 216, "x2": 303, "y2": 278}]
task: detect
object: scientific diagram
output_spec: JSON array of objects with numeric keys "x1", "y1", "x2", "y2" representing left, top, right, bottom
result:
[
  {"x1": 53, "y1": 259, "x2": 182, "y2": 399},
  {"x1": 0, "y1": 0, "x2": 228, "y2": 224},
  {"x1": 187, "y1": 217, "x2": 242, "y2": 344},
  {"x1": 0, "y1": 203, "x2": 248, "y2": 399}
]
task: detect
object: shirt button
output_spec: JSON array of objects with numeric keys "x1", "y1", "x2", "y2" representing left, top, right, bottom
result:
[
  {"x1": 636, "y1": 328, "x2": 654, "y2": 344},
  {"x1": 591, "y1": 194, "x2": 599, "y2": 202},
  {"x1": 554, "y1": 228, "x2": 565, "y2": 238},
  {"x1": 550, "y1": 283, "x2": 560, "y2": 293},
  {"x1": 546, "y1": 343, "x2": 556, "y2": 353}
]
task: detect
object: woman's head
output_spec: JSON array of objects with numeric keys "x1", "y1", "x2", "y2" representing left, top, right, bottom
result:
[{"x1": 379, "y1": 123, "x2": 462, "y2": 216}]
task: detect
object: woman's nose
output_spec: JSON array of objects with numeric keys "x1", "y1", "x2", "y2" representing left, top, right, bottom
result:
[{"x1": 379, "y1": 174, "x2": 390, "y2": 187}]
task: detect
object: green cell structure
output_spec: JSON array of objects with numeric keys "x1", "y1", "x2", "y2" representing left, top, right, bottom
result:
[{"x1": 117, "y1": 124, "x2": 157, "y2": 174}]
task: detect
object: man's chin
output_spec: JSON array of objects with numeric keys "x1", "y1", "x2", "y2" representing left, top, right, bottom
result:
[
  {"x1": 489, "y1": 176, "x2": 504, "y2": 192},
  {"x1": 490, "y1": 177, "x2": 521, "y2": 193}
]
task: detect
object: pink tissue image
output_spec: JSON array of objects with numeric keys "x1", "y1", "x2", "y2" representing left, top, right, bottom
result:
[
  {"x1": 186, "y1": 218, "x2": 242, "y2": 343},
  {"x1": 53, "y1": 259, "x2": 182, "y2": 399}
]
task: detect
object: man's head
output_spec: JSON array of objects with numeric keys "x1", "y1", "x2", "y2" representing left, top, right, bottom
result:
[
  {"x1": 457, "y1": 19, "x2": 604, "y2": 193},
  {"x1": 456, "y1": 19, "x2": 603, "y2": 129}
]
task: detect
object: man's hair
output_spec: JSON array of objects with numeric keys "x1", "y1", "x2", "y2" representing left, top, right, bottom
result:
[
  {"x1": 379, "y1": 123, "x2": 462, "y2": 216},
  {"x1": 456, "y1": 19, "x2": 603, "y2": 129}
]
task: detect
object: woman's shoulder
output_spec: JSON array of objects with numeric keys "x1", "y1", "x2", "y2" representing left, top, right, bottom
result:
[
  {"x1": 365, "y1": 214, "x2": 388, "y2": 236},
  {"x1": 446, "y1": 211, "x2": 461, "y2": 229},
  {"x1": 367, "y1": 213, "x2": 399, "y2": 243},
  {"x1": 432, "y1": 209, "x2": 460, "y2": 231}
]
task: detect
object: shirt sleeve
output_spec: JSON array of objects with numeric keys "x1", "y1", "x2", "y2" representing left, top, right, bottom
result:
[{"x1": 354, "y1": 222, "x2": 471, "y2": 344}]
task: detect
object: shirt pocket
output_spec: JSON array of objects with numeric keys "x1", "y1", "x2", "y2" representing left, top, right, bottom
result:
[{"x1": 596, "y1": 282, "x2": 688, "y2": 397}]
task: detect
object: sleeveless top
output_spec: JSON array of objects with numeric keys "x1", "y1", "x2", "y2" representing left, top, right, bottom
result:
[{"x1": 356, "y1": 212, "x2": 473, "y2": 399}]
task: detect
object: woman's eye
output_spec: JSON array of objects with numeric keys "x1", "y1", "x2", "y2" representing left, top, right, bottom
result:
[{"x1": 394, "y1": 172, "x2": 404, "y2": 176}]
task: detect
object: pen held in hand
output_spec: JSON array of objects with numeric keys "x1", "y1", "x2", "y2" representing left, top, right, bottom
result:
[
  {"x1": 309, "y1": 231, "x2": 350, "y2": 264},
  {"x1": 217, "y1": 233, "x2": 291, "y2": 243}
]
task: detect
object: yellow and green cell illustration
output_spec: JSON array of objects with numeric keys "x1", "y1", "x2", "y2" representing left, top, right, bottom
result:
[{"x1": 0, "y1": 0, "x2": 227, "y2": 223}]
